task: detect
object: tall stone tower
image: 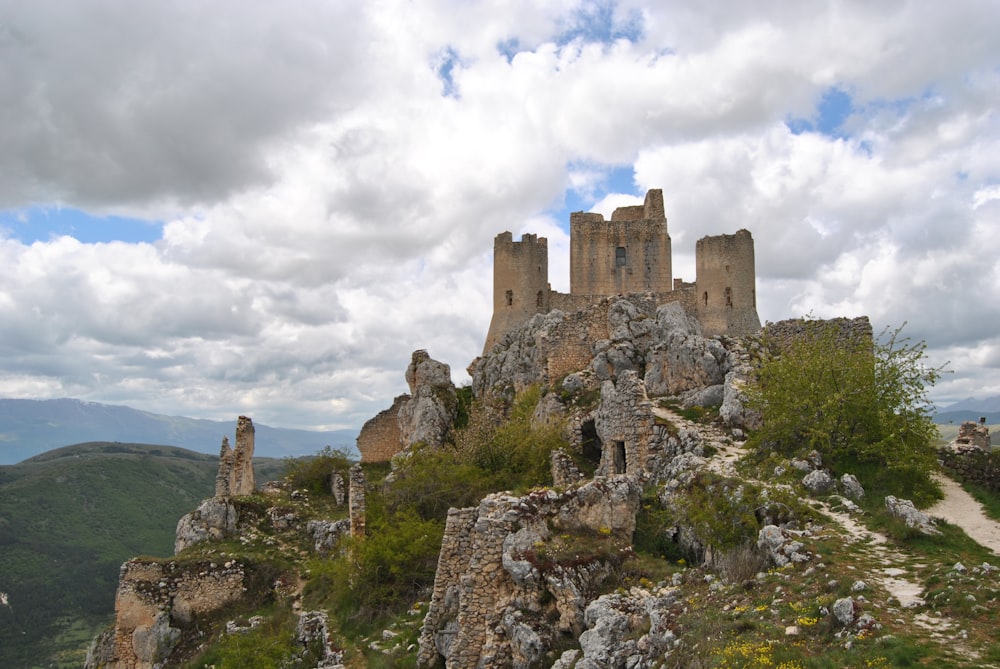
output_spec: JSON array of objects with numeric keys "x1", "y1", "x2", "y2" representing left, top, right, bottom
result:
[
  {"x1": 569, "y1": 189, "x2": 672, "y2": 296},
  {"x1": 483, "y1": 232, "x2": 550, "y2": 353},
  {"x1": 695, "y1": 229, "x2": 761, "y2": 337}
]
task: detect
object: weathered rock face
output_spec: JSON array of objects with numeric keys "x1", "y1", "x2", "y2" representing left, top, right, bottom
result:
[
  {"x1": 417, "y1": 477, "x2": 641, "y2": 669},
  {"x1": 357, "y1": 350, "x2": 458, "y2": 462},
  {"x1": 398, "y1": 349, "x2": 458, "y2": 448},
  {"x1": 174, "y1": 497, "x2": 239, "y2": 554},
  {"x1": 215, "y1": 416, "x2": 256, "y2": 496},
  {"x1": 84, "y1": 558, "x2": 256, "y2": 669}
]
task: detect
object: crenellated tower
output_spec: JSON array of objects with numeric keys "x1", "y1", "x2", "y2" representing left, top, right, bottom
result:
[
  {"x1": 483, "y1": 232, "x2": 551, "y2": 353},
  {"x1": 569, "y1": 188, "x2": 671, "y2": 296},
  {"x1": 695, "y1": 229, "x2": 761, "y2": 337}
]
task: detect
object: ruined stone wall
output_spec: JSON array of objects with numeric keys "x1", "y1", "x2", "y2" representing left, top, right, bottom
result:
[
  {"x1": 96, "y1": 558, "x2": 251, "y2": 669},
  {"x1": 939, "y1": 447, "x2": 1000, "y2": 492},
  {"x1": 349, "y1": 464, "x2": 366, "y2": 538},
  {"x1": 763, "y1": 316, "x2": 874, "y2": 353},
  {"x1": 484, "y1": 232, "x2": 551, "y2": 353},
  {"x1": 570, "y1": 189, "x2": 672, "y2": 297},
  {"x1": 695, "y1": 230, "x2": 761, "y2": 337},
  {"x1": 416, "y1": 507, "x2": 479, "y2": 667},
  {"x1": 594, "y1": 370, "x2": 657, "y2": 476},
  {"x1": 356, "y1": 395, "x2": 406, "y2": 463},
  {"x1": 214, "y1": 416, "x2": 256, "y2": 496}
]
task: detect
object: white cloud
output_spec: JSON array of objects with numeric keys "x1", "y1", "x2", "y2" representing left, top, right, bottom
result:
[{"x1": 0, "y1": 0, "x2": 998, "y2": 440}]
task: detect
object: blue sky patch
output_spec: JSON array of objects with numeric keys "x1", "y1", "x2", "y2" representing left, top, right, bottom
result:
[
  {"x1": 549, "y1": 164, "x2": 635, "y2": 232},
  {"x1": 436, "y1": 47, "x2": 462, "y2": 98},
  {"x1": 787, "y1": 87, "x2": 854, "y2": 138},
  {"x1": 557, "y1": 0, "x2": 644, "y2": 46},
  {"x1": 0, "y1": 206, "x2": 163, "y2": 245}
]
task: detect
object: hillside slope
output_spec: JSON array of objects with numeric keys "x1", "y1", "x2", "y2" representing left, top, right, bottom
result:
[{"x1": 0, "y1": 442, "x2": 286, "y2": 669}]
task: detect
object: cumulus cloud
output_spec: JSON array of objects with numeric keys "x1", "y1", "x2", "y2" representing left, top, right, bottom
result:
[{"x1": 0, "y1": 0, "x2": 998, "y2": 436}]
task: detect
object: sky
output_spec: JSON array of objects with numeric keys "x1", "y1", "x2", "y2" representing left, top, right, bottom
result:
[{"x1": 0, "y1": 0, "x2": 998, "y2": 434}]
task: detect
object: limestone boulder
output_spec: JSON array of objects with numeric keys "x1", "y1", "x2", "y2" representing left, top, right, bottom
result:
[
  {"x1": 174, "y1": 497, "x2": 239, "y2": 554},
  {"x1": 885, "y1": 496, "x2": 941, "y2": 535}
]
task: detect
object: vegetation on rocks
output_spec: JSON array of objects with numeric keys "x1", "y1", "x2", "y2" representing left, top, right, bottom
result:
[{"x1": 747, "y1": 323, "x2": 944, "y2": 505}]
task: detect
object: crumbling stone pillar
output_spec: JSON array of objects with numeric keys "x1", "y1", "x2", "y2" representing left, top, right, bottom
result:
[
  {"x1": 330, "y1": 471, "x2": 345, "y2": 506},
  {"x1": 214, "y1": 416, "x2": 256, "y2": 497},
  {"x1": 231, "y1": 416, "x2": 256, "y2": 495},
  {"x1": 349, "y1": 464, "x2": 366, "y2": 539},
  {"x1": 214, "y1": 436, "x2": 234, "y2": 497}
]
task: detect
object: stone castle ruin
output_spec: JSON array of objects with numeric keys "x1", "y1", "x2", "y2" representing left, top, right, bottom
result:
[{"x1": 483, "y1": 188, "x2": 761, "y2": 353}]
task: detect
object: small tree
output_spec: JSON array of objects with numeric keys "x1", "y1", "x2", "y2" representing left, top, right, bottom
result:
[{"x1": 747, "y1": 322, "x2": 944, "y2": 504}]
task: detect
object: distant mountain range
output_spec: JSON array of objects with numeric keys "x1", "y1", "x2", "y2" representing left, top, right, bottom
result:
[
  {"x1": 0, "y1": 398, "x2": 358, "y2": 465},
  {"x1": 932, "y1": 395, "x2": 1000, "y2": 425}
]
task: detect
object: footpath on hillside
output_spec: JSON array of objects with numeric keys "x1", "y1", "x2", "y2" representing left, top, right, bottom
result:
[{"x1": 928, "y1": 474, "x2": 1000, "y2": 556}]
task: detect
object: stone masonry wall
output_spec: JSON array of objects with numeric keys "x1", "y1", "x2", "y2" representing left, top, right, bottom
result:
[
  {"x1": 695, "y1": 230, "x2": 760, "y2": 338},
  {"x1": 96, "y1": 558, "x2": 250, "y2": 669},
  {"x1": 416, "y1": 507, "x2": 479, "y2": 666},
  {"x1": 356, "y1": 395, "x2": 407, "y2": 463},
  {"x1": 570, "y1": 189, "x2": 672, "y2": 297},
  {"x1": 939, "y1": 447, "x2": 1000, "y2": 492},
  {"x1": 763, "y1": 316, "x2": 874, "y2": 354}
]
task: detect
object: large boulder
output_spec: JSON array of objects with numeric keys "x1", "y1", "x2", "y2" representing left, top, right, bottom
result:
[{"x1": 174, "y1": 498, "x2": 239, "y2": 553}]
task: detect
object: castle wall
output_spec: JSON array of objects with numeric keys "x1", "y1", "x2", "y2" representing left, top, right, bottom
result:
[
  {"x1": 570, "y1": 189, "x2": 672, "y2": 297},
  {"x1": 356, "y1": 395, "x2": 407, "y2": 463},
  {"x1": 695, "y1": 229, "x2": 761, "y2": 337},
  {"x1": 484, "y1": 232, "x2": 550, "y2": 353}
]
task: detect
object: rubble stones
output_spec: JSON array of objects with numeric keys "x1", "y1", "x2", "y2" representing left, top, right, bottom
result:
[
  {"x1": 758, "y1": 525, "x2": 812, "y2": 567},
  {"x1": 832, "y1": 597, "x2": 856, "y2": 626},
  {"x1": 840, "y1": 473, "x2": 865, "y2": 500},
  {"x1": 885, "y1": 496, "x2": 941, "y2": 536},
  {"x1": 802, "y1": 470, "x2": 835, "y2": 495}
]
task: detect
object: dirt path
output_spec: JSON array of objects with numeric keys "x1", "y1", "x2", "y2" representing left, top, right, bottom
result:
[{"x1": 927, "y1": 475, "x2": 1000, "y2": 556}]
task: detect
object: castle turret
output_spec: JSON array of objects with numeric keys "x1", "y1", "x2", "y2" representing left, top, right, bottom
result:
[
  {"x1": 695, "y1": 229, "x2": 761, "y2": 337},
  {"x1": 569, "y1": 188, "x2": 671, "y2": 296},
  {"x1": 483, "y1": 232, "x2": 550, "y2": 353}
]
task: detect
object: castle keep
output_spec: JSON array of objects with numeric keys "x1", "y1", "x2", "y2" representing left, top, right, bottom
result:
[{"x1": 483, "y1": 189, "x2": 760, "y2": 352}]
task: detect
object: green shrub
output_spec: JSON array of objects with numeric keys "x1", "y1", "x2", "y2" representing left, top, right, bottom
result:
[
  {"x1": 747, "y1": 323, "x2": 943, "y2": 505},
  {"x1": 283, "y1": 446, "x2": 354, "y2": 495}
]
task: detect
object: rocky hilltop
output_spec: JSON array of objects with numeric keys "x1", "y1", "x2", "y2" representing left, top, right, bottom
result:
[{"x1": 86, "y1": 296, "x2": 999, "y2": 668}]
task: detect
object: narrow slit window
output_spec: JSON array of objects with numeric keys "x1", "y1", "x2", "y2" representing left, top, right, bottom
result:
[
  {"x1": 615, "y1": 246, "x2": 627, "y2": 267},
  {"x1": 536, "y1": 290, "x2": 544, "y2": 308},
  {"x1": 725, "y1": 287, "x2": 733, "y2": 307},
  {"x1": 505, "y1": 289, "x2": 513, "y2": 306}
]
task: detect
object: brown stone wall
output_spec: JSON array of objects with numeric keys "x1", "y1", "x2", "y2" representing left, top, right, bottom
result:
[
  {"x1": 417, "y1": 506, "x2": 479, "y2": 667},
  {"x1": 594, "y1": 370, "x2": 656, "y2": 476},
  {"x1": 356, "y1": 394, "x2": 406, "y2": 462},
  {"x1": 695, "y1": 229, "x2": 761, "y2": 337},
  {"x1": 484, "y1": 232, "x2": 551, "y2": 353},
  {"x1": 231, "y1": 416, "x2": 256, "y2": 495},
  {"x1": 104, "y1": 558, "x2": 251, "y2": 669},
  {"x1": 570, "y1": 190, "x2": 672, "y2": 297},
  {"x1": 763, "y1": 316, "x2": 873, "y2": 354}
]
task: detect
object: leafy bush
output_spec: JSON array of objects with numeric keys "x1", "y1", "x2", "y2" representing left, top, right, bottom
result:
[
  {"x1": 283, "y1": 446, "x2": 354, "y2": 495},
  {"x1": 747, "y1": 323, "x2": 943, "y2": 505}
]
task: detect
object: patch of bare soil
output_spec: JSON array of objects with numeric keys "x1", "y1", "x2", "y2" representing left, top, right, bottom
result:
[{"x1": 927, "y1": 474, "x2": 1000, "y2": 556}]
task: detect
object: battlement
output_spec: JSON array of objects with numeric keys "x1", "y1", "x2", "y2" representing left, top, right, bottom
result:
[{"x1": 484, "y1": 189, "x2": 761, "y2": 353}]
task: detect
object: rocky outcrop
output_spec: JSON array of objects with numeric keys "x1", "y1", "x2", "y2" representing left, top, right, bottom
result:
[
  {"x1": 215, "y1": 415, "x2": 256, "y2": 497},
  {"x1": 417, "y1": 477, "x2": 641, "y2": 669},
  {"x1": 357, "y1": 350, "x2": 458, "y2": 462},
  {"x1": 174, "y1": 497, "x2": 239, "y2": 553}
]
